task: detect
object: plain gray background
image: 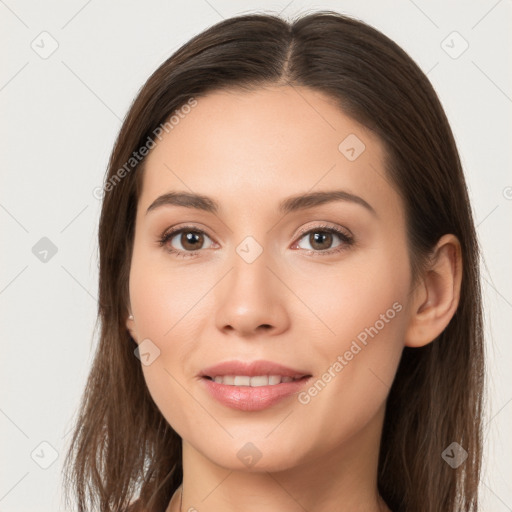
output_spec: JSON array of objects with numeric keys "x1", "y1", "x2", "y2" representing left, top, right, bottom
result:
[{"x1": 1, "y1": 1, "x2": 511, "y2": 510}]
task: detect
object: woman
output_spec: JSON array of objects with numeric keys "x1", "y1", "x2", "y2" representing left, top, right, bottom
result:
[{"x1": 62, "y1": 10, "x2": 484, "y2": 512}]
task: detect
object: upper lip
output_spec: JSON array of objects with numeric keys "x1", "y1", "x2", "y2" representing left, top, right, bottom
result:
[{"x1": 199, "y1": 360, "x2": 311, "y2": 379}]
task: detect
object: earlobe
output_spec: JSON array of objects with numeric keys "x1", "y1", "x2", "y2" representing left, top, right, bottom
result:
[
  {"x1": 404, "y1": 234, "x2": 462, "y2": 348},
  {"x1": 126, "y1": 313, "x2": 138, "y2": 342}
]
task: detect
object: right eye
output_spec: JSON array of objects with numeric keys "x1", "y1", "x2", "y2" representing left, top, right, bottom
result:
[{"x1": 158, "y1": 226, "x2": 216, "y2": 258}]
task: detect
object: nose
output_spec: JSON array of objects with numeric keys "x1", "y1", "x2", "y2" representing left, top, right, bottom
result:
[{"x1": 214, "y1": 247, "x2": 290, "y2": 338}]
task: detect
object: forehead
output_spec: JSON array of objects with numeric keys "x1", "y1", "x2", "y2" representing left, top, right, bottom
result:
[{"x1": 137, "y1": 85, "x2": 403, "y2": 223}]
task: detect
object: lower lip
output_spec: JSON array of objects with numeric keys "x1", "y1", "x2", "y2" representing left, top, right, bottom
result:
[{"x1": 201, "y1": 377, "x2": 311, "y2": 411}]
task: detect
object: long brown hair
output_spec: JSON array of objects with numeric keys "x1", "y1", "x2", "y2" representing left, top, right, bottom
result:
[{"x1": 61, "y1": 11, "x2": 484, "y2": 512}]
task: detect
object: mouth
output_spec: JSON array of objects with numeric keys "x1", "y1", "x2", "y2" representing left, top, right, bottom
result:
[
  {"x1": 199, "y1": 359, "x2": 311, "y2": 380},
  {"x1": 198, "y1": 360, "x2": 312, "y2": 411},
  {"x1": 202, "y1": 375, "x2": 310, "y2": 386}
]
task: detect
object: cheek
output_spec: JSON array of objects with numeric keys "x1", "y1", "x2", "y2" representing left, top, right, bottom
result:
[
  {"x1": 128, "y1": 247, "x2": 213, "y2": 434},
  {"x1": 296, "y1": 240, "x2": 409, "y2": 351},
  {"x1": 292, "y1": 305, "x2": 405, "y2": 453},
  {"x1": 128, "y1": 240, "x2": 206, "y2": 339},
  {"x1": 292, "y1": 250, "x2": 409, "y2": 443},
  {"x1": 323, "y1": 247, "x2": 409, "y2": 372}
]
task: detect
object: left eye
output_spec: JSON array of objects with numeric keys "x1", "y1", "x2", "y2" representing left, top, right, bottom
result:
[{"x1": 294, "y1": 227, "x2": 352, "y2": 252}]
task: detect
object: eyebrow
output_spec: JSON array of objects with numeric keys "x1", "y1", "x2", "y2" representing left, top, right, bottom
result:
[{"x1": 145, "y1": 190, "x2": 377, "y2": 217}]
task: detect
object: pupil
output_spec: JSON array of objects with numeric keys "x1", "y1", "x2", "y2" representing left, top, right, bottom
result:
[
  {"x1": 183, "y1": 231, "x2": 202, "y2": 250},
  {"x1": 311, "y1": 232, "x2": 332, "y2": 250}
]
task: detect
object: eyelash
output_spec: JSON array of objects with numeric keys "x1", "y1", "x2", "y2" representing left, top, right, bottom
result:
[{"x1": 157, "y1": 223, "x2": 354, "y2": 259}]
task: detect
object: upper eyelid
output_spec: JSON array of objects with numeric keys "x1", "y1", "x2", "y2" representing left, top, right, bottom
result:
[
  {"x1": 162, "y1": 221, "x2": 350, "y2": 235},
  {"x1": 295, "y1": 222, "x2": 352, "y2": 238}
]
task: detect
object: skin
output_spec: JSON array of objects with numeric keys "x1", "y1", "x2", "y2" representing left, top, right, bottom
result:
[{"x1": 125, "y1": 85, "x2": 462, "y2": 512}]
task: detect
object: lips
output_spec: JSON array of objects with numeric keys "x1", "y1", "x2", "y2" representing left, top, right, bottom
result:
[
  {"x1": 199, "y1": 359, "x2": 310, "y2": 380},
  {"x1": 199, "y1": 360, "x2": 312, "y2": 411}
]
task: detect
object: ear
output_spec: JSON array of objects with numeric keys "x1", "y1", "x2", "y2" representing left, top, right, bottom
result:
[
  {"x1": 404, "y1": 234, "x2": 463, "y2": 348},
  {"x1": 126, "y1": 312, "x2": 139, "y2": 343}
]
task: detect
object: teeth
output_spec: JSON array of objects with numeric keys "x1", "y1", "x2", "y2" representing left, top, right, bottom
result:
[
  {"x1": 234, "y1": 376, "x2": 250, "y2": 386},
  {"x1": 211, "y1": 375, "x2": 301, "y2": 386},
  {"x1": 248, "y1": 376, "x2": 267, "y2": 387}
]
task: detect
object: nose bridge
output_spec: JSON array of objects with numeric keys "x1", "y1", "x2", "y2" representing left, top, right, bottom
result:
[
  {"x1": 230, "y1": 233, "x2": 274, "y2": 295},
  {"x1": 213, "y1": 232, "x2": 288, "y2": 335}
]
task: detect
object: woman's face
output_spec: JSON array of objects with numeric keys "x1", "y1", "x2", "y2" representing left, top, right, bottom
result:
[{"x1": 127, "y1": 85, "x2": 414, "y2": 472}]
